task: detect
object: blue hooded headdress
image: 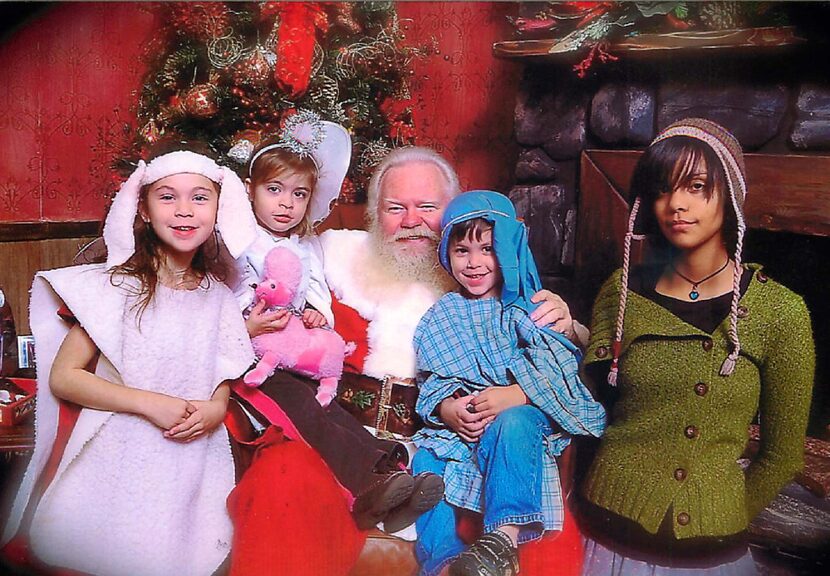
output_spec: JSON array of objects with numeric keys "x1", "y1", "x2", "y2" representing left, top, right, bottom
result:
[{"x1": 438, "y1": 190, "x2": 578, "y2": 355}]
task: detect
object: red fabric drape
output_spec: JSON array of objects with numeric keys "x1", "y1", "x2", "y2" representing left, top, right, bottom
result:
[{"x1": 227, "y1": 437, "x2": 367, "y2": 576}]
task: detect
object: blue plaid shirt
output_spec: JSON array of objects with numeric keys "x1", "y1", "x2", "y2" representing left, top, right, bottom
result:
[{"x1": 413, "y1": 293, "x2": 606, "y2": 532}]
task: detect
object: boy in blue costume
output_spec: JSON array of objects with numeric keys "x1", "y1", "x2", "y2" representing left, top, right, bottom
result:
[{"x1": 411, "y1": 191, "x2": 606, "y2": 576}]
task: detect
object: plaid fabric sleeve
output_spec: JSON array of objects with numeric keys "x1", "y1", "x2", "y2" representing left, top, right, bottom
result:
[
  {"x1": 511, "y1": 312, "x2": 607, "y2": 439},
  {"x1": 416, "y1": 372, "x2": 465, "y2": 427},
  {"x1": 414, "y1": 295, "x2": 473, "y2": 426}
]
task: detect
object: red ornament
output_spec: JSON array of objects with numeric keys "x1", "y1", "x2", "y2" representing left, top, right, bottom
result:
[
  {"x1": 234, "y1": 47, "x2": 272, "y2": 87},
  {"x1": 273, "y1": 3, "x2": 329, "y2": 98},
  {"x1": 183, "y1": 83, "x2": 219, "y2": 119},
  {"x1": 331, "y1": 3, "x2": 361, "y2": 34},
  {"x1": 389, "y1": 120, "x2": 416, "y2": 145},
  {"x1": 140, "y1": 120, "x2": 161, "y2": 144},
  {"x1": 338, "y1": 177, "x2": 358, "y2": 204},
  {"x1": 258, "y1": 2, "x2": 282, "y2": 22}
]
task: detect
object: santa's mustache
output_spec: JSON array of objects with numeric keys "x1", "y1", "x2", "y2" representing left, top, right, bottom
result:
[{"x1": 390, "y1": 226, "x2": 440, "y2": 242}]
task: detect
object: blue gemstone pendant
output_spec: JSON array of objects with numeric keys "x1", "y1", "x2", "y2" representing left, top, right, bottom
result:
[{"x1": 689, "y1": 290, "x2": 700, "y2": 300}]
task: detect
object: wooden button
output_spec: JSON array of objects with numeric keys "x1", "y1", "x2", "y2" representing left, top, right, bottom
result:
[
  {"x1": 674, "y1": 468, "x2": 687, "y2": 481},
  {"x1": 694, "y1": 382, "x2": 708, "y2": 397},
  {"x1": 737, "y1": 306, "x2": 749, "y2": 319},
  {"x1": 702, "y1": 338, "x2": 713, "y2": 352},
  {"x1": 595, "y1": 346, "x2": 608, "y2": 359},
  {"x1": 757, "y1": 272, "x2": 768, "y2": 283},
  {"x1": 684, "y1": 425, "x2": 699, "y2": 439},
  {"x1": 677, "y1": 512, "x2": 690, "y2": 526}
]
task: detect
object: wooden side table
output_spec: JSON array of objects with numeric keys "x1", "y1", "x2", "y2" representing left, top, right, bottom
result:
[{"x1": 0, "y1": 421, "x2": 34, "y2": 454}]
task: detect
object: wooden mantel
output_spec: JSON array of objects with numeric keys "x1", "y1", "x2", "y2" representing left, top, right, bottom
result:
[{"x1": 493, "y1": 26, "x2": 806, "y2": 60}]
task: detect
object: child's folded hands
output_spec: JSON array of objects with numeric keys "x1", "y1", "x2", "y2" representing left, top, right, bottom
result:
[
  {"x1": 164, "y1": 397, "x2": 228, "y2": 442},
  {"x1": 468, "y1": 385, "x2": 528, "y2": 419},
  {"x1": 439, "y1": 394, "x2": 495, "y2": 443},
  {"x1": 142, "y1": 393, "x2": 196, "y2": 430}
]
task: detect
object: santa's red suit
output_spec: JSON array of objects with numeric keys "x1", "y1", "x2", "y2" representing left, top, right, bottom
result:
[{"x1": 228, "y1": 229, "x2": 582, "y2": 576}]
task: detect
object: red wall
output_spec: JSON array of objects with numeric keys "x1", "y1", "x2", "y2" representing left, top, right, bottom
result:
[{"x1": 0, "y1": 2, "x2": 520, "y2": 224}]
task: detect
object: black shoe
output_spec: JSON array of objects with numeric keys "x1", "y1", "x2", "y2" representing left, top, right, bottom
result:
[
  {"x1": 352, "y1": 471, "x2": 415, "y2": 530},
  {"x1": 382, "y1": 472, "x2": 445, "y2": 533},
  {"x1": 449, "y1": 530, "x2": 520, "y2": 576}
]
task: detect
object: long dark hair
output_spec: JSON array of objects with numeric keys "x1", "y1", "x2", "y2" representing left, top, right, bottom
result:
[
  {"x1": 631, "y1": 135, "x2": 738, "y2": 257},
  {"x1": 108, "y1": 141, "x2": 228, "y2": 318}
]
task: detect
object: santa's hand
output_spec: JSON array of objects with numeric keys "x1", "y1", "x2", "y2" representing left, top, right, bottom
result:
[{"x1": 529, "y1": 289, "x2": 592, "y2": 347}]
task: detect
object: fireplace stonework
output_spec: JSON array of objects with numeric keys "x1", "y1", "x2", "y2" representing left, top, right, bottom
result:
[{"x1": 510, "y1": 53, "x2": 830, "y2": 286}]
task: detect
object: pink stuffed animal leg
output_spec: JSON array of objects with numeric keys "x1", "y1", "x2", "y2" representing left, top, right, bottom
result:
[
  {"x1": 315, "y1": 377, "x2": 338, "y2": 407},
  {"x1": 244, "y1": 352, "x2": 279, "y2": 387}
]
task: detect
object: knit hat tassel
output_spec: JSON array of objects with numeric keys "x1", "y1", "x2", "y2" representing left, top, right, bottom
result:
[
  {"x1": 719, "y1": 349, "x2": 738, "y2": 376},
  {"x1": 653, "y1": 118, "x2": 749, "y2": 380},
  {"x1": 607, "y1": 355, "x2": 620, "y2": 386}
]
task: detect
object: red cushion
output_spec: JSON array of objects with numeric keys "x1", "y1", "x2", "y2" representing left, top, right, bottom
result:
[{"x1": 456, "y1": 505, "x2": 583, "y2": 576}]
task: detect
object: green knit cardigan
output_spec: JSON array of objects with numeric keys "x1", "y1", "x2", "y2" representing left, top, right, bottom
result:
[{"x1": 581, "y1": 264, "x2": 814, "y2": 539}]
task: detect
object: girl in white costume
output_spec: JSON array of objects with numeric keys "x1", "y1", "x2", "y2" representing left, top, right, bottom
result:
[
  {"x1": 2, "y1": 145, "x2": 257, "y2": 576},
  {"x1": 231, "y1": 109, "x2": 351, "y2": 332}
]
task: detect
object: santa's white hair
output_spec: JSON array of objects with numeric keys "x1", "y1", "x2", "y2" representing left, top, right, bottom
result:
[{"x1": 365, "y1": 146, "x2": 460, "y2": 230}]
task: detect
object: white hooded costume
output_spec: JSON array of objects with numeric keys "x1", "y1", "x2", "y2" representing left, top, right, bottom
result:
[{"x1": 2, "y1": 151, "x2": 257, "y2": 576}]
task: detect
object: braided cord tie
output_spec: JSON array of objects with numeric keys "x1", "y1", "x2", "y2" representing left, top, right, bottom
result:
[
  {"x1": 720, "y1": 187, "x2": 746, "y2": 376},
  {"x1": 653, "y1": 122, "x2": 748, "y2": 377},
  {"x1": 608, "y1": 196, "x2": 645, "y2": 387}
]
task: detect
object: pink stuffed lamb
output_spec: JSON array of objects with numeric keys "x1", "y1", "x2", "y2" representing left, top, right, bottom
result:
[{"x1": 243, "y1": 246, "x2": 352, "y2": 406}]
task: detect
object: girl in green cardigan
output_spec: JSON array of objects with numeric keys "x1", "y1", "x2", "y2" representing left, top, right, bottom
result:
[{"x1": 578, "y1": 118, "x2": 814, "y2": 575}]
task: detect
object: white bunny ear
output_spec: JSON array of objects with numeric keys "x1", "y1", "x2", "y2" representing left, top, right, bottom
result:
[
  {"x1": 216, "y1": 166, "x2": 257, "y2": 258},
  {"x1": 104, "y1": 160, "x2": 147, "y2": 268}
]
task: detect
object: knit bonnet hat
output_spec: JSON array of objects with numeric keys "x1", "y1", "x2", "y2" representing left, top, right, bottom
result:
[{"x1": 608, "y1": 118, "x2": 748, "y2": 386}]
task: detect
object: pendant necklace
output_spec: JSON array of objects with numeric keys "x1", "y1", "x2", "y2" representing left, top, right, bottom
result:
[{"x1": 671, "y1": 258, "x2": 730, "y2": 301}]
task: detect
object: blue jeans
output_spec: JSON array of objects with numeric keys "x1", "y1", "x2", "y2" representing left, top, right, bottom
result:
[{"x1": 414, "y1": 405, "x2": 552, "y2": 576}]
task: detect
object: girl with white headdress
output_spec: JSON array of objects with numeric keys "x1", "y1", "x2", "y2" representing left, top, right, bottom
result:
[
  {"x1": 226, "y1": 110, "x2": 444, "y2": 536},
  {"x1": 578, "y1": 119, "x2": 815, "y2": 575},
  {"x1": 2, "y1": 143, "x2": 257, "y2": 576},
  {"x1": 230, "y1": 109, "x2": 351, "y2": 335}
]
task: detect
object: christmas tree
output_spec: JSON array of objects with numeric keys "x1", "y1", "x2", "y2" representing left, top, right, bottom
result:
[{"x1": 126, "y1": 1, "x2": 430, "y2": 202}]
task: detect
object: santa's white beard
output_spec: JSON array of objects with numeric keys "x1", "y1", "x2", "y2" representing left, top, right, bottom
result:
[{"x1": 366, "y1": 223, "x2": 454, "y2": 292}]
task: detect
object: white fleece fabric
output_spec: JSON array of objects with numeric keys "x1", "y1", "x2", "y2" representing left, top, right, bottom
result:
[
  {"x1": 3, "y1": 264, "x2": 254, "y2": 576},
  {"x1": 319, "y1": 229, "x2": 443, "y2": 380}
]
